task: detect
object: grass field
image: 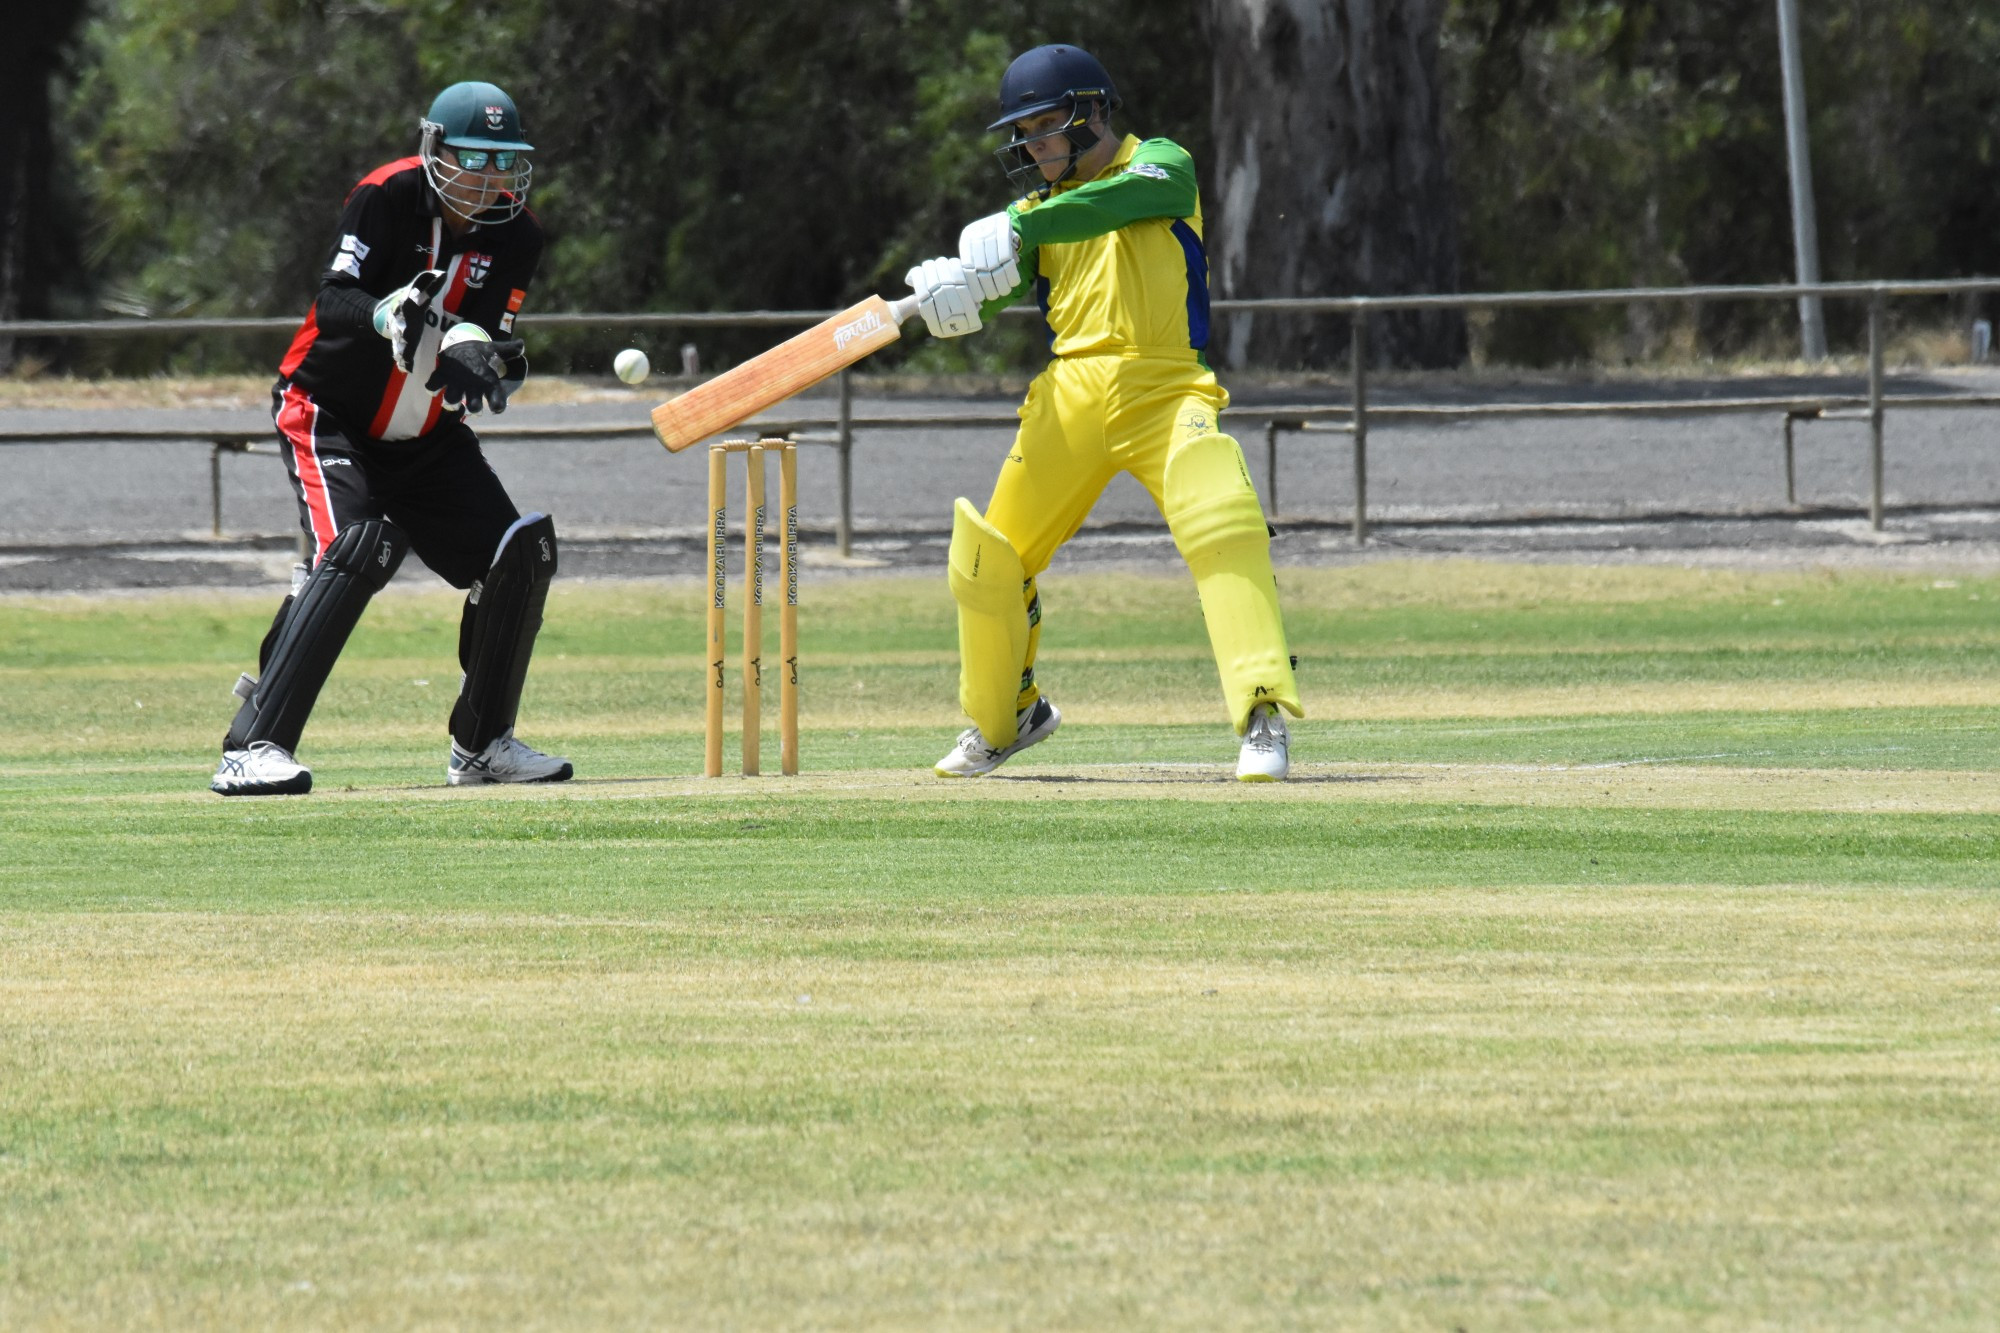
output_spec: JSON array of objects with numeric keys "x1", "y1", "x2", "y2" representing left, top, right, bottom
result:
[{"x1": 3, "y1": 559, "x2": 1997, "y2": 1329}]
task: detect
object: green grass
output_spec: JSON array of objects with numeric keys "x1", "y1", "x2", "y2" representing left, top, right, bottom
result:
[{"x1": 2, "y1": 560, "x2": 1997, "y2": 1328}]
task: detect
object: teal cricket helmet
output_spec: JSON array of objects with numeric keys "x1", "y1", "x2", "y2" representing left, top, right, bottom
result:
[
  {"x1": 423, "y1": 81, "x2": 535, "y2": 152},
  {"x1": 419, "y1": 82, "x2": 534, "y2": 223}
]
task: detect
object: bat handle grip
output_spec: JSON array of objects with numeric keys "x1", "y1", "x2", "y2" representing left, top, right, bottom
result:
[{"x1": 889, "y1": 294, "x2": 921, "y2": 325}]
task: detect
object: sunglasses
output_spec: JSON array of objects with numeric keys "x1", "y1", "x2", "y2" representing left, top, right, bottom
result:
[{"x1": 451, "y1": 148, "x2": 521, "y2": 172}]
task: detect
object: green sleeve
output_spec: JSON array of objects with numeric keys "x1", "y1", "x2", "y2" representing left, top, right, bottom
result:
[{"x1": 1010, "y1": 139, "x2": 1199, "y2": 255}]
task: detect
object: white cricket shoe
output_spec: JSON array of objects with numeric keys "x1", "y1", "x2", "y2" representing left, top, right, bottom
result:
[
  {"x1": 1235, "y1": 704, "x2": 1290, "y2": 782},
  {"x1": 211, "y1": 741, "x2": 312, "y2": 796},
  {"x1": 934, "y1": 698, "x2": 1061, "y2": 777},
  {"x1": 448, "y1": 729, "x2": 574, "y2": 785}
]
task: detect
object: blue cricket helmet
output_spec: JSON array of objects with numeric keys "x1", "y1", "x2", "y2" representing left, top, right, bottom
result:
[{"x1": 987, "y1": 45, "x2": 1120, "y2": 132}]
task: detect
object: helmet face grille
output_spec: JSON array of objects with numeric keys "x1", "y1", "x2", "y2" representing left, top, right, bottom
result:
[
  {"x1": 423, "y1": 125, "x2": 533, "y2": 225},
  {"x1": 993, "y1": 97, "x2": 1104, "y2": 198}
]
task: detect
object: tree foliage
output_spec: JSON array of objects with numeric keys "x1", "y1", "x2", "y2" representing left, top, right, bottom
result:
[
  {"x1": 0, "y1": 0, "x2": 90, "y2": 368},
  {"x1": 36, "y1": 0, "x2": 2000, "y2": 372},
  {"x1": 66, "y1": 0, "x2": 1210, "y2": 370},
  {"x1": 1444, "y1": 0, "x2": 2000, "y2": 361}
]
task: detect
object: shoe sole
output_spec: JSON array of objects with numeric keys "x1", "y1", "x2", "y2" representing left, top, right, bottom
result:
[
  {"x1": 447, "y1": 764, "x2": 575, "y2": 786},
  {"x1": 211, "y1": 774, "x2": 313, "y2": 796}
]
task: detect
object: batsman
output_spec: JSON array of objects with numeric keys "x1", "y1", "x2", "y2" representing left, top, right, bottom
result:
[
  {"x1": 911, "y1": 44, "x2": 1303, "y2": 781},
  {"x1": 210, "y1": 81, "x2": 570, "y2": 795}
]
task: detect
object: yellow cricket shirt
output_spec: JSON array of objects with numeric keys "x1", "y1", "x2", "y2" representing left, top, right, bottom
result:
[{"x1": 983, "y1": 135, "x2": 1212, "y2": 364}]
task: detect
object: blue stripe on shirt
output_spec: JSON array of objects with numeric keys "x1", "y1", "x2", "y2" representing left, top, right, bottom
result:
[{"x1": 1169, "y1": 220, "x2": 1210, "y2": 352}]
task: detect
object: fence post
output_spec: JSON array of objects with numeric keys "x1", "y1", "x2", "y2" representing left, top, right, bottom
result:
[
  {"x1": 1781, "y1": 413, "x2": 1798, "y2": 506},
  {"x1": 210, "y1": 442, "x2": 225, "y2": 537},
  {"x1": 836, "y1": 366, "x2": 854, "y2": 558},
  {"x1": 1868, "y1": 290, "x2": 1885, "y2": 532},
  {"x1": 1351, "y1": 308, "x2": 1369, "y2": 544},
  {"x1": 1263, "y1": 419, "x2": 1280, "y2": 518}
]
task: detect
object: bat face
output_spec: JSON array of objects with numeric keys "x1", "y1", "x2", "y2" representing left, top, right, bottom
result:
[{"x1": 652, "y1": 295, "x2": 916, "y2": 452}]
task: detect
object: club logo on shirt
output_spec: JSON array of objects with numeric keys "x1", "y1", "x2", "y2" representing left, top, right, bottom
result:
[
  {"x1": 464, "y1": 254, "x2": 493, "y2": 289},
  {"x1": 1125, "y1": 163, "x2": 1170, "y2": 181}
]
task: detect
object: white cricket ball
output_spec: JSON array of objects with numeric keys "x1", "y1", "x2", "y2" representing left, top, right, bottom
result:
[{"x1": 613, "y1": 347, "x2": 650, "y2": 384}]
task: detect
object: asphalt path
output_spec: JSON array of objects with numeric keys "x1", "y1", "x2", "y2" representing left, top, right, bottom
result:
[{"x1": 5, "y1": 370, "x2": 1999, "y2": 592}]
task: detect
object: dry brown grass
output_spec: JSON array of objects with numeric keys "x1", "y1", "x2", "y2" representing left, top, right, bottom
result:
[{"x1": 4, "y1": 886, "x2": 1996, "y2": 1328}]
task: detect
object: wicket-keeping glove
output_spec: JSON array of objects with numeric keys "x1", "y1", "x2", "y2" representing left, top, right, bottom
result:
[
  {"x1": 372, "y1": 269, "x2": 449, "y2": 371},
  {"x1": 427, "y1": 324, "x2": 524, "y2": 414}
]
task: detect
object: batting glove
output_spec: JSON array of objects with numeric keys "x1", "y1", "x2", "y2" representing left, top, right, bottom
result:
[
  {"x1": 907, "y1": 257, "x2": 983, "y2": 338},
  {"x1": 958, "y1": 212, "x2": 1022, "y2": 303}
]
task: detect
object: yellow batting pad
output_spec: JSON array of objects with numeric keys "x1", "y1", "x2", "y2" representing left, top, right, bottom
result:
[
  {"x1": 947, "y1": 498, "x2": 1030, "y2": 748},
  {"x1": 1162, "y1": 433, "x2": 1303, "y2": 732}
]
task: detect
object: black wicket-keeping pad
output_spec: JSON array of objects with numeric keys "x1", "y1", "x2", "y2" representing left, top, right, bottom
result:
[
  {"x1": 226, "y1": 518, "x2": 408, "y2": 752},
  {"x1": 450, "y1": 512, "x2": 557, "y2": 751}
]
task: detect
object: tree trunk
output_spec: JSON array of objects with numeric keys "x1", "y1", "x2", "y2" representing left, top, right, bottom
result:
[
  {"x1": 1205, "y1": 0, "x2": 1465, "y2": 369},
  {"x1": 0, "y1": 0, "x2": 86, "y2": 372}
]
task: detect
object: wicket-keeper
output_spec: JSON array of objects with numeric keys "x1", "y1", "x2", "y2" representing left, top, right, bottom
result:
[{"x1": 210, "y1": 81, "x2": 571, "y2": 795}]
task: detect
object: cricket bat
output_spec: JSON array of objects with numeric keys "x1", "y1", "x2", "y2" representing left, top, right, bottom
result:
[{"x1": 651, "y1": 294, "x2": 920, "y2": 452}]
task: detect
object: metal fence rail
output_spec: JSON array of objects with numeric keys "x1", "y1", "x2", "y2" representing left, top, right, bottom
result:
[
  {"x1": 8, "y1": 275, "x2": 2000, "y2": 336},
  {"x1": 5, "y1": 276, "x2": 2000, "y2": 550}
]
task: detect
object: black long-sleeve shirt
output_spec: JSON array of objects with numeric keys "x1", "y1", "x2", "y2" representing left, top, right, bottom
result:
[{"x1": 277, "y1": 156, "x2": 541, "y2": 441}]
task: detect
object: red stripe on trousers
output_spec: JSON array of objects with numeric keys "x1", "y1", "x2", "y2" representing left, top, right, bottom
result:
[{"x1": 277, "y1": 386, "x2": 338, "y2": 558}]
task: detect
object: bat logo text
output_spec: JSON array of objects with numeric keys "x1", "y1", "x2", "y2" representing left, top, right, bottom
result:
[{"x1": 832, "y1": 309, "x2": 884, "y2": 350}]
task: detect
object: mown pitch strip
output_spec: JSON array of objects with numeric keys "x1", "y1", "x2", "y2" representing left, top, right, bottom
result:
[{"x1": 1, "y1": 561, "x2": 1996, "y2": 1327}]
